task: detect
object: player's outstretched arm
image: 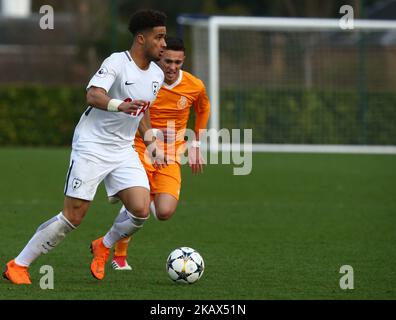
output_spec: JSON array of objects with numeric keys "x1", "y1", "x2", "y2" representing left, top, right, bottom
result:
[
  {"x1": 189, "y1": 87, "x2": 210, "y2": 175},
  {"x1": 86, "y1": 86, "x2": 146, "y2": 114}
]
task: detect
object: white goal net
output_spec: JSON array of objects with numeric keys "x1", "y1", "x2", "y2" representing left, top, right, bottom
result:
[{"x1": 178, "y1": 16, "x2": 396, "y2": 154}]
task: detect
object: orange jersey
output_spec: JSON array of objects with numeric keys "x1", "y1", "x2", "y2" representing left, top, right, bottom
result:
[{"x1": 135, "y1": 70, "x2": 210, "y2": 164}]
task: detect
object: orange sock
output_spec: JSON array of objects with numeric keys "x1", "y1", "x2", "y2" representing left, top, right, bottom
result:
[{"x1": 114, "y1": 236, "x2": 132, "y2": 257}]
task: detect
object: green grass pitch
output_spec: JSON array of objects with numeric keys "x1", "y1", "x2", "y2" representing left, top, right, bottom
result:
[{"x1": 0, "y1": 148, "x2": 395, "y2": 299}]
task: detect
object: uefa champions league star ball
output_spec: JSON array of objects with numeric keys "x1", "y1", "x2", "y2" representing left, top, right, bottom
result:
[{"x1": 166, "y1": 247, "x2": 205, "y2": 284}]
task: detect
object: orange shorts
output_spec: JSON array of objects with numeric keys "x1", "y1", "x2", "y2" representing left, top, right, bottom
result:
[{"x1": 135, "y1": 143, "x2": 181, "y2": 200}]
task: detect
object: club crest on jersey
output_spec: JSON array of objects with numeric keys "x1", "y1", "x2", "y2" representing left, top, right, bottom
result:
[
  {"x1": 177, "y1": 96, "x2": 188, "y2": 109},
  {"x1": 95, "y1": 67, "x2": 108, "y2": 78},
  {"x1": 152, "y1": 81, "x2": 159, "y2": 95},
  {"x1": 72, "y1": 178, "x2": 82, "y2": 190}
]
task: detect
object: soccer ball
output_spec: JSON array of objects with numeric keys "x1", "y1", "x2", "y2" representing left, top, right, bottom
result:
[{"x1": 166, "y1": 247, "x2": 205, "y2": 284}]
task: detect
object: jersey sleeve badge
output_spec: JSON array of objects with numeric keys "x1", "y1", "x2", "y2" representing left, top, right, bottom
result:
[{"x1": 95, "y1": 66, "x2": 108, "y2": 78}]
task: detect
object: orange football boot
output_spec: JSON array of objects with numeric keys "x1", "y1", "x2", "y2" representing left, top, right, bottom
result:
[
  {"x1": 90, "y1": 237, "x2": 110, "y2": 280},
  {"x1": 3, "y1": 259, "x2": 32, "y2": 285}
]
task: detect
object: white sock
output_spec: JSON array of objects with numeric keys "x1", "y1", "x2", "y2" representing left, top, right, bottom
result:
[
  {"x1": 150, "y1": 201, "x2": 158, "y2": 220},
  {"x1": 103, "y1": 206, "x2": 148, "y2": 248},
  {"x1": 15, "y1": 212, "x2": 76, "y2": 267}
]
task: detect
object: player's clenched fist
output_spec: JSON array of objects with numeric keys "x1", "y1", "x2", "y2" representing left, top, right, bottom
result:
[{"x1": 118, "y1": 100, "x2": 149, "y2": 115}]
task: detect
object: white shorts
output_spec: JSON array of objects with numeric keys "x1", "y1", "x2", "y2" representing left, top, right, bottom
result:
[{"x1": 63, "y1": 149, "x2": 149, "y2": 201}]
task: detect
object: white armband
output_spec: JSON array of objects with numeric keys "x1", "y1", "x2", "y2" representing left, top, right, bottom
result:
[
  {"x1": 107, "y1": 98, "x2": 123, "y2": 112},
  {"x1": 191, "y1": 140, "x2": 201, "y2": 148}
]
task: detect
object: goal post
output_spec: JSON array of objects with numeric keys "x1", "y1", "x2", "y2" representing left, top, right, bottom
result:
[{"x1": 178, "y1": 15, "x2": 396, "y2": 154}]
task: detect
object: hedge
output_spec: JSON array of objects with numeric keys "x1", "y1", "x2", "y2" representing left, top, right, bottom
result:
[
  {"x1": 0, "y1": 86, "x2": 85, "y2": 146},
  {"x1": 1, "y1": 86, "x2": 395, "y2": 146},
  {"x1": 220, "y1": 88, "x2": 396, "y2": 145}
]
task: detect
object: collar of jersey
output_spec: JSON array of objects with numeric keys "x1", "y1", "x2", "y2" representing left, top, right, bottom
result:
[
  {"x1": 125, "y1": 50, "x2": 151, "y2": 72},
  {"x1": 163, "y1": 70, "x2": 183, "y2": 90}
]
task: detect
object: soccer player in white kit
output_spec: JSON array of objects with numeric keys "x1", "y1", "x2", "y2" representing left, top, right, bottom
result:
[{"x1": 3, "y1": 9, "x2": 167, "y2": 284}]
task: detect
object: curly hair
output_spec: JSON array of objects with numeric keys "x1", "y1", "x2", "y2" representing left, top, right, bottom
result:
[{"x1": 128, "y1": 9, "x2": 167, "y2": 36}]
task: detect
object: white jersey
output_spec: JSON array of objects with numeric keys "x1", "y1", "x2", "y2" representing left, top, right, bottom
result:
[{"x1": 72, "y1": 51, "x2": 164, "y2": 161}]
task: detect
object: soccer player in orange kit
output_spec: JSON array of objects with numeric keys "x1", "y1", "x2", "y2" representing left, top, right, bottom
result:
[{"x1": 110, "y1": 36, "x2": 210, "y2": 270}]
